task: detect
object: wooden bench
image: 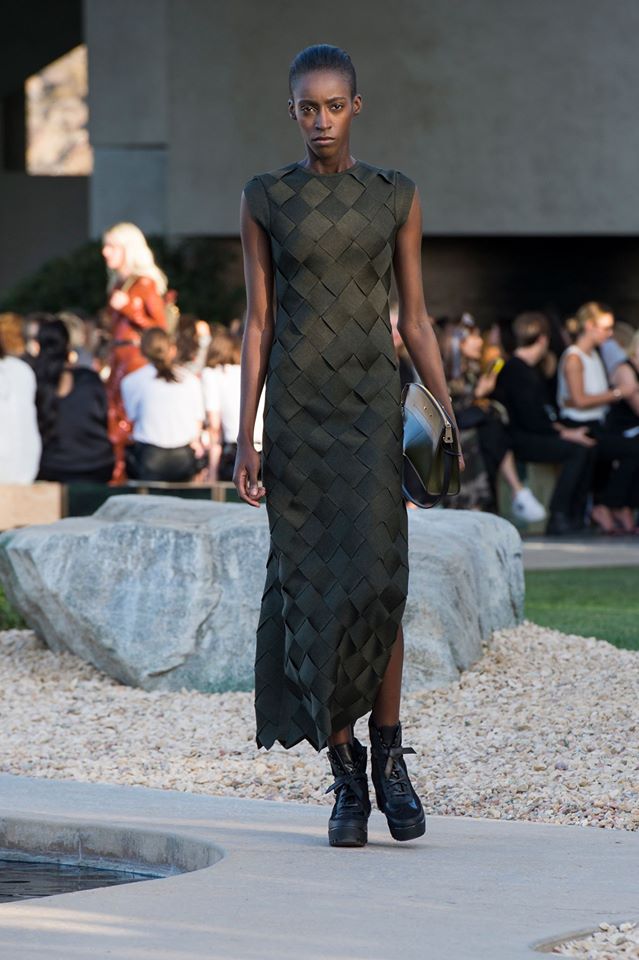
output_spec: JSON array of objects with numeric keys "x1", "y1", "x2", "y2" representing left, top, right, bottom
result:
[
  {"x1": 0, "y1": 483, "x2": 63, "y2": 529},
  {"x1": 0, "y1": 481, "x2": 243, "y2": 529}
]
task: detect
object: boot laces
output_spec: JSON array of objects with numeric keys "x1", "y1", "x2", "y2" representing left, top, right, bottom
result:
[{"x1": 325, "y1": 769, "x2": 368, "y2": 814}]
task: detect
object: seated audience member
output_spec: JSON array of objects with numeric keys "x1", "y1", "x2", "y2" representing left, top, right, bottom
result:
[
  {"x1": 557, "y1": 302, "x2": 639, "y2": 533},
  {"x1": 22, "y1": 312, "x2": 55, "y2": 363},
  {"x1": 495, "y1": 311, "x2": 596, "y2": 536},
  {"x1": 599, "y1": 335, "x2": 639, "y2": 532},
  {"x1": 0, "y1": 312, "x2": 27, "y2": 360},
  {"x1": 121, "y1": 327, "x2": 205, "y2": 482},
  {"x1": 34, "y1": 319, "x2": 114, "y2": 484},
  {"x1": 57, "y1": 310, "x2": 95, "y2": 369},
  {"x1": 0, "y1": 338, "x2": 41, "y2": 484},
  {"x1": 175, "y1": 314, "x2": 212, "y2": 376},
  {"x1": 202, "y1": 325, "x2": 264, "y2": 481},
  {"x1": 537, "y1": 310, "x2": 570, "y2": 401},
  {"x1": 445, "y1": 315, "x2": 546, "y2": 521},
  {"x1": 600, "y1": 336, "x2": 639, "y2": 435}
]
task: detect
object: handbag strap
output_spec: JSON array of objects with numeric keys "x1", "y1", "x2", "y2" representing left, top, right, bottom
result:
[{"x1": 402, "y1": 445, "x2": 458, "y2": 509}]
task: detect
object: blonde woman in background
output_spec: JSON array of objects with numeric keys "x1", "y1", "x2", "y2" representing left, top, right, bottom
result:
[
  {"x1": 102, "y1": 222, "x2": 169, "y2": 482},
  {"x1": 202, "y1": 324, "x2": 264, "y2": 482},
  {"x1": 557, "y1": 301, "x2": 639, "y2": 533}
]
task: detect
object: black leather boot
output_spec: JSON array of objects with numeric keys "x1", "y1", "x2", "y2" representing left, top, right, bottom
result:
[
  {"x1": 368, "y1": 718, "x2": 426, "y2": 841},
  {"x1": 325, "y1": 737, "x2": 371, "y2": 847}
]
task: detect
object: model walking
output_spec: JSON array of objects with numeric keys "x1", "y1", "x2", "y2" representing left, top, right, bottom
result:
[{"x1": 236, "y1": 44, "x2": 462, "y2": 847}]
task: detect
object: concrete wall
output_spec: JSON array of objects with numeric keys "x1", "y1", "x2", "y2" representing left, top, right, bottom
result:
[
  {"x1": 0, "y1": 0, "x2": 85, "y2": 297},
  {"x1": 0, "y1": 173, "x2": 87, "y2": 297},
  {"x1": 163, "y1": 0, "x2": 639, "y2": 236},
  {"x1": 85, "y1": 0, "x2": 168, "y2": 236}
]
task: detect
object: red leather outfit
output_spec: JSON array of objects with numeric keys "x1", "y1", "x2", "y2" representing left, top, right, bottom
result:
[{"x1": 106, "y1": 275, "x2": 167, "y2": 482}]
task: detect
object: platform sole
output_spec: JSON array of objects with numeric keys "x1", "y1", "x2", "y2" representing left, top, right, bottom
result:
[
  {"x1": 328, "y1": 820, "x2": 368, "y2": 847},
  {"x1": 373, "y1": 787, "x2": 427, "y2": 841},
  {"x1": 387, "y1": 810, "x2": 426, "y2": 842}
]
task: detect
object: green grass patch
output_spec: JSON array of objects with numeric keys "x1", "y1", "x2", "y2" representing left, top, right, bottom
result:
[
  {"x1": 2, "y1": 568, "x2": 637, "y2": 650},
  {"x1": 525, "y1": 566, "x2": 639, "y2": 650},
  {"x1": 0, "y1": 584, "x2": 26, "y2": 631}
]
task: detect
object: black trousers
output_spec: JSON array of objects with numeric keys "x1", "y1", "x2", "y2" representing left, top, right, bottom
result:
[
  {"x1": 509, "y1": 430, "x2": 595, "y2": 518},
  {"x1": 456, "y1": 407, "x2": 510, "y2": 508},
  {"x1": 38, "y1": 463, "x2": 114, "y2": 484},
  {"x1": 561, "y1": 418, "x2": 639, "y2": 509},
  {"x1": 475, "y1": 418, "x2": 510, "y2": 496},
  {"x1": 126, "y1": 441, "x2": 198, "y2": 482}
]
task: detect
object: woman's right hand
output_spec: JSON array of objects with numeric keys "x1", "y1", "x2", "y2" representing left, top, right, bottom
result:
[
  {"x1": 559, "y1": 426, "x2": 597, "y2": 447},
  {"x1": 474, "y1": 372, "x2": 497, "y2": 399},
  {"x1": 233, "y1": 440, "x2": 266, "y2": 507},
  {"x1": 109, "y1": 289, "x2": 130, "y2": 311}
]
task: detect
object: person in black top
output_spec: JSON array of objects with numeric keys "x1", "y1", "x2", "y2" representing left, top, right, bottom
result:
[
  {"x1": 600, "y1": 337, "x2": 639, "y2": 436},
  {"x1": 444, "y1": 315, "x2": 546, "y2": 521},
  {"x1": 34, "y1": 319, "x2": 115, "y2": 483},
  {"x1": 494, "y1": 312, "x2": 596, "y2": 535},
  {"x1": 599, "y1": 337, "x2": 639, "y2": 531}
]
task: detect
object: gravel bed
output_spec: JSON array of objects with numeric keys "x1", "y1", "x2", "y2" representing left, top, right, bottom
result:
[
  {"x1": 553, "y1": 922, "x2": 639, "y2": 957},
  {"x1": 0, "y1": 621, "x2": 636, "y2": 830}
]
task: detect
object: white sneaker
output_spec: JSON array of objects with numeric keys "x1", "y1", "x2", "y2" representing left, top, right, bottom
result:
[{"x1": 512, "y1": 487, "x2": 547, "y2": 522}]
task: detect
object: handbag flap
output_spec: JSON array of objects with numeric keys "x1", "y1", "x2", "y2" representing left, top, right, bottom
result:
[{"x1": 401, "y1": 382, "x2": 461, "y2": 500}]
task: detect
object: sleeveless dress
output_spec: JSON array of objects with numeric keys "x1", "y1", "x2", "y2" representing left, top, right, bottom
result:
[{"x1": 243, "y1": 159, "x2": 416, "y2": 752}]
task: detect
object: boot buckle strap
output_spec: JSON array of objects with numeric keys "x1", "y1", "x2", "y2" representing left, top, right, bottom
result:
[{"x1": 384, "y1": 745, "x2": 416, "y2": 779}]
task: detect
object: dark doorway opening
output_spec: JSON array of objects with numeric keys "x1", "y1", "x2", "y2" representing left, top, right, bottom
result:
[{"x1": 422, "y1": 236, "x2": 639, "y2": 329}]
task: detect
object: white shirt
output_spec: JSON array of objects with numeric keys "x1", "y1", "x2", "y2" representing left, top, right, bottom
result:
[
  {"x1": 121, "y1": 363, "x2": 205, "y2": 447},
  {"x1": 201, "y1": 363, "x2": 264, "y2": 447},
  {"x1": 557, "y1": 345, "x2": 610, "y2": 423},
  {"x1": 0, "y1": 356, "x2": 42, "y2": 484}
]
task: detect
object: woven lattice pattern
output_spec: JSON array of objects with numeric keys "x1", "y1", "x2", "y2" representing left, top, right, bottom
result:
[{"x1": 244, "y1": 160, "x2": 416, "y2": 751}]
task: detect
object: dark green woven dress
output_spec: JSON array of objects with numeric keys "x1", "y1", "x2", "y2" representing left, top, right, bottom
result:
[{"x1": 243, "y1": 159, "x2": 416, "y2": 752}]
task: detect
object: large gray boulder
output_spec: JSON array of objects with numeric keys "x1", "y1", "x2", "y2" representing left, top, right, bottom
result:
[{"x1": 0, "y1": 497, "x2": 523, "y2": 692}]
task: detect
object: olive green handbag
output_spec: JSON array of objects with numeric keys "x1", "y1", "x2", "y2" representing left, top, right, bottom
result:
[{"x1": 400, "y1": 382, "x2": 461, "y2": 508}]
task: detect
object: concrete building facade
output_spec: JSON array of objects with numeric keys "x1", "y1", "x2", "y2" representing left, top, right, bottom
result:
[
  {"x1": 3, "y1": 0, "x2": 639, "y2": 319},
  {"x1": 86, "y1": 0, "x2": 639, "y2": 237}
]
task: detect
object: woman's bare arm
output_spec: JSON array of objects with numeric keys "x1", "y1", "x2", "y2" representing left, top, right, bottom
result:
[
  {"x1": 393, "y1": 188, "x2": 464, "y2": 467},
  {"x1": 235, "y1": 192, "x2": 275, "y2": 506},
  {"x1": 563, "y1": 353, "x2": 619, "y2": 409}
]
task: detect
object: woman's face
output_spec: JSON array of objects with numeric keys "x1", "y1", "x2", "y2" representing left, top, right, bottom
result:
[
  {"x1": 288, "y1": 69, "x2": 361, "y2": 160},
  {"x1": 102, "y1": 239, "x2": 125, "y2": 271},
  {"x1": 589, "y1": 312, "x2": 615, "y2": 345},
  {"x1": 459, "y1": 328, "x2": 483, "y2": 361}
]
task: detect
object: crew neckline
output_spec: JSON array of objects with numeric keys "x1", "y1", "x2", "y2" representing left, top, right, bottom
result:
[{"x1": 295, "y1": 159, "x2": 362, "y2": 178}]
